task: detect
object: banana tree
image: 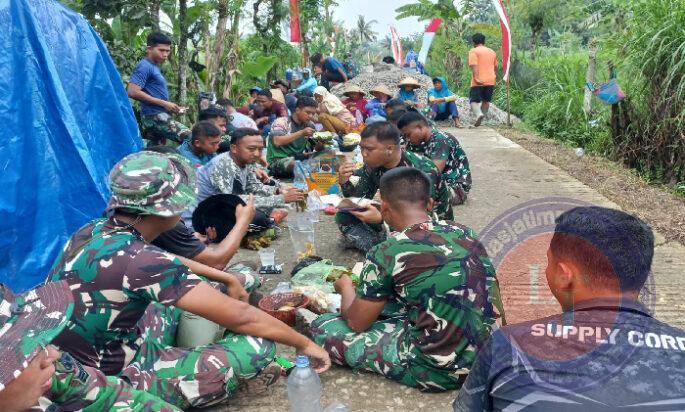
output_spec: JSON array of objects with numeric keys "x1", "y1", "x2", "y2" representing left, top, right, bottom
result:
[{"x1": 396, "y1": 0, "x2": 475, "y2": 85}]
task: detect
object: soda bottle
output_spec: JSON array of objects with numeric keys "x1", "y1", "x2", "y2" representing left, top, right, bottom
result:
[{"x1": 287, "y1": 355, "x2": 323, "y2": 412}]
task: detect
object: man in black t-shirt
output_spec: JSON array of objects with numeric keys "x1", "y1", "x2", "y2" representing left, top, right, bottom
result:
[{"x1": 454, "y1": 207, "x2": 685, "y2": 411}]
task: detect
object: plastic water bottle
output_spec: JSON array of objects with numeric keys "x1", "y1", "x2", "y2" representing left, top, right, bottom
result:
[
  {"x1": 287, "y1": 355, "x2": 323, "y2": 412},
  {"x1": 353, "y1": 145, "x2": 363, "y2": 168},
  {"x1": 293, "y1": 161, "x2": 308, "y2": 190}
]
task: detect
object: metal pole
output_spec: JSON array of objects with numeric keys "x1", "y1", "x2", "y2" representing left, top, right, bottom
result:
[{"x1": 507, "y1": 79, "x2": 511, "y2": 126}]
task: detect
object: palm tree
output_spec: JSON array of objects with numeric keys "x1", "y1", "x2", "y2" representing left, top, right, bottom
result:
[{"x1": 356, "y1": 15, "x2": 378, "y2": 45}]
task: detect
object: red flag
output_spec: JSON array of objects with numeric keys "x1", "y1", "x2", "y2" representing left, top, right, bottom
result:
[
  {"x1": 390, "y1": 26, "x2": 403, "y2": 63},
  {"x1": 289, "y1": 0, "x2": 301, "y2": 43},
  {"x1": 491, "y1": 0, "x2": 511, "y2": 81}
]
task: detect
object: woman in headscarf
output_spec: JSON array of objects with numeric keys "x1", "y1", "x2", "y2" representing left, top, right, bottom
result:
[
  {"x1": 396, "y1": 77, "x2": 422, "y2": 107},
  {"x1": 428, "y1": 77, "x2": 461, "y2": 127},
  {"x1": 313, "y1": 86, "x2": 356, "y2": 134}
]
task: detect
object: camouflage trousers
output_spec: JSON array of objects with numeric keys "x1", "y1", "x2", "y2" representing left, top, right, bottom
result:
[
  {"x1": 141, "y1": 114, "x2": 190, "y2": 146},
  {"x1": 37, "y1": 351, "x2": 180, "y2": 411},
  {"x1": 119, "y1": 267, "x2": 275, "y2": 409},
  {"x1": 268, "y1": 156, "x2": 296, "y2": 178},
  {"x1": 309, "y1": 313, "x2": 468, "y2": 392},
  {"x1": 335, "y1": 217, "x2": 387, "y2": 254}
]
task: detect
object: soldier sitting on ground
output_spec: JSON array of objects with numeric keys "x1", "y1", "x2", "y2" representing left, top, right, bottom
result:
[
  {"x1": 309, "y1": 167, "x2": 497, "y2": 392},
  {"x1": 336, "y1": 122, "x2": 452, "y2": 253},
  {"x1": 0, "y1": 281, "x2": 180, "y2": 411},
  {"x1": 398, "y1": 111, "x2": 472, "y2": 205},
  {"x1": 46, "y1": 151, "x2": 330, "y2": 410},
  {"x1": 454, "y1": 207, "x2": 685, "y2": 410},
  {"x1": 176, "y1": 121, "x2": 221, "y2": 168}
]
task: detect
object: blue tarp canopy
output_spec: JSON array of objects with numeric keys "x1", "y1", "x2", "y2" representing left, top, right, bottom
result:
[{"x1": 0, "y1": 0, "x2": 142, "y2": 291}]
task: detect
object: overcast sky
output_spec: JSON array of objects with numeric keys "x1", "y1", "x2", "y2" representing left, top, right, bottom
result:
[{"x1": 335, "y1": 0, "x2": 427, "y2": 38}]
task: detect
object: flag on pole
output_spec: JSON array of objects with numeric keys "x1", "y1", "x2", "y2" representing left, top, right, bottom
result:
[
  {"x1": 289, "y1": 0, "x2": 301, "y2": 43},
  {"x1": 390, "y1": 26, "x2": 403, "y2": 64},
  {"x1": 418, "y1": 18, "x2": 442, "y2": 64},
  {"x1": 491, "y1": 0, "x2": 511, "y2": 81}
]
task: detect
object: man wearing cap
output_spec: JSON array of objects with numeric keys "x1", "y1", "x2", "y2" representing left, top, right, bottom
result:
[
  {"x1": 0, "y1": 281, "x2": 180, "y2": 411},
  {"x1": 46, "y1": 151, "x2": 331, "y2": 409}
]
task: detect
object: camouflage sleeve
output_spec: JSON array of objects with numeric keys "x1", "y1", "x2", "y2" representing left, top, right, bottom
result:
[
  {"x1": 453, "y1": 142, "x2": 472, "y2": 194},
  {"x1": 209, "y1": 155, "x2": 237, "y2": 195},
  {"x1": 45, "y1": 352, "x2": 181, "y2": 412},
  {"x1": 242, "y1": 166, "x2": 284, "y2": 208},
  {"x1": 429, "y1": 138, "x2": 451, "y2": 161},
  {"x1": 453, "y1": 336, "x2": 495, "y2": 412},
  {"x1": 355, "y1": 246, "x2": 393, "y2": 301},
  {"x1": 123, "y1": 245, "x2": 202, "y2": 305}
]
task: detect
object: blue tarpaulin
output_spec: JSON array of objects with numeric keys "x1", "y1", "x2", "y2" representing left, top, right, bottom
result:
[{"x1": 0, "y1": 0, "x2": 142, "y2": 291}]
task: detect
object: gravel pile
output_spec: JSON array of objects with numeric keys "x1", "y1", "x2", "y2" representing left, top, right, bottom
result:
[{"x1": 330, "y1": 64, "x2": 513, "y2": 126}]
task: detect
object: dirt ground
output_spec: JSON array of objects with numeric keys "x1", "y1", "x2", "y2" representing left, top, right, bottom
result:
[
  {"x1": 497, "y1": 127, "x2": 685, "y2": 246},
  {"x1": 203, "y1": 126, "x2": 685, "y2": 412}
]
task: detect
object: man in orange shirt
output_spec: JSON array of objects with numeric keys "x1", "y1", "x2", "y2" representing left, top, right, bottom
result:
[{"x1": 468, "y1": 33, "x2": 498, "y2": 127}]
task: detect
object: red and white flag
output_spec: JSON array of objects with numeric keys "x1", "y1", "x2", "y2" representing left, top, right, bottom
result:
[
  {"x1": 491, "y1": 0, "x2": 511, "y2": 81},
  {"x1": 390, "y1": 26, "x2": 403, "y2": 63},
  {"x1": 289, "y1": 0, "x2": 301, "y2": 43},
  {"x1": 418, "y1": 18, "x2": 442, "y2": 64}
]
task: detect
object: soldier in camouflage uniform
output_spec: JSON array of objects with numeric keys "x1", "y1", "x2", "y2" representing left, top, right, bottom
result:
[
  {"x1": 311, "y1": 167, "x2": 496, "y2": 391},
  {"x1": 46, "y1": 152, "x2": 331, "y2": 409},
  {"x1": 336, "y1": 121, "x2": 453, "y2": 253},
  {"x1": 398, "y1": 111, "x2": 472, "y2": 205},
  {"x1": 0, "y1": 281, "x2": 180, "y2": 411}
]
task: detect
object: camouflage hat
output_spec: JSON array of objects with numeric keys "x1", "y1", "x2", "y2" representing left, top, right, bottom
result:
[
  {"x1": 107, "y1": 152, "x2": 197, "y2": 217},
  {"x1": 0, "y1": 281, "x2": 74, "y2": 391}
]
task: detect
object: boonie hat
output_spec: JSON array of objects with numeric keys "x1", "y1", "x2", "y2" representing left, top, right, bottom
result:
[
  {"x1": 107, "y1": 152, "x2": 196, "y2": 217},
  {"x1": 0, "y1": 281, "x2": 73, "y2": 390}
]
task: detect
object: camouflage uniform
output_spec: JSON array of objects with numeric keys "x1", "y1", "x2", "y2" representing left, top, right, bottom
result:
[
  {"x1": 38, "y1": 351, "x2": 181, "y2": 411},
  {"x1": 0, "y1": 281, "x2": 179, "y2": 411},
  {"x1": 141, "y1": 114, "x2": 190, "y2": 146},
  {"x1": 336, "y1": 150, "x2": 453, "y2": 253},
  {"x1": 406, "y1": 128, "x2": 472, "y2": 205},
  {"x1": 45, "y1": 153, "x2": 276, "y2": 409},
  {"x1": 310, "y1": 220, "x2": 497, "y2": 392}
]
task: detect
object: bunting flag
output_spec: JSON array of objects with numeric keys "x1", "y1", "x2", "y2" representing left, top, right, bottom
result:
[
  {"x1": 289, "y1": 0, "x2": 301, "y2": 43},
  {"x1": 418, "y1": 18, "x2": 442, "y2": 64},
  {"x1": 491, "y1": 0, "x2": 511, "y2": 81},
  {"x1": 390, "y1": 26, "x2": 403, "y2": 63}
]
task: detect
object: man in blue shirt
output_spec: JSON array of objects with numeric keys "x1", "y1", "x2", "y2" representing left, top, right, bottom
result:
[
  {"x1": 454, "y1": 206, "x2": 685, "y2": 411},
  {"x1": 177, "y1": 121, "x2": 220, "y2": 168},
  {"x1": 310, "y1": 53, "x2": 347, "y2": 90},
  {"x1": 128, "y1": 32, "x2": 189, "y2": 145}
]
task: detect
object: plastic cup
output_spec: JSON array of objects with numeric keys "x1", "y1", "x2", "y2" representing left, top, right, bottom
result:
[{"x1": 258, "y1": 248, "x2": 276, "y2": 267}]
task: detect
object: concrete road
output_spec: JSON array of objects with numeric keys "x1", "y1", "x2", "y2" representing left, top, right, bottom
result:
[{"x1": 206, "y1": 127, "x2": 685, "y2": 412}]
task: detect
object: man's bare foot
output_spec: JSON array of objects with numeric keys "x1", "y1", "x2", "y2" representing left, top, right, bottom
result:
[{"x1": 454, "y1": 118, "x2": 462, "y2": 128}]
